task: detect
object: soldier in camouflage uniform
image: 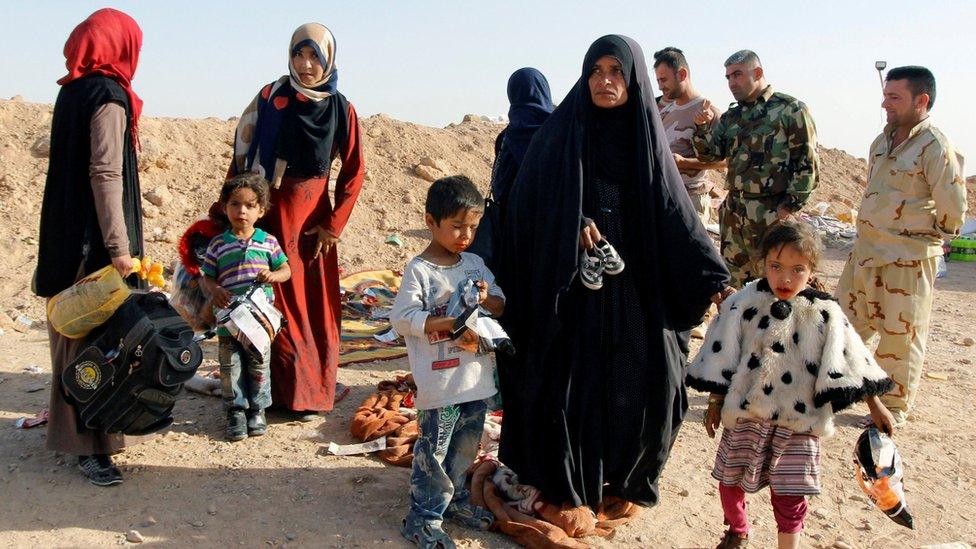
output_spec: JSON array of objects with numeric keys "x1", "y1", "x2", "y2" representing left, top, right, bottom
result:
[
  {"x1": 692, "y1": 50, "x2": 819, "y2": 287},
  {"x1": 836, "y1": 66, "x2": 967, "y2": 425}
]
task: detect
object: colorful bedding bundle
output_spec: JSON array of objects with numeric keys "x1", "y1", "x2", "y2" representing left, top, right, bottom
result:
[{"x1": 339, "y1": 270, "x2": 407, "y2": 365}]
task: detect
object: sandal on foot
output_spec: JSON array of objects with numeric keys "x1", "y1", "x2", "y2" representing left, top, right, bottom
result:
[
  {"x1": 400, "y1": 517, "x2": 456, "y2": 549},
  {"x1": 445, "y1": 501, "x2": 495, "y2": 530}
]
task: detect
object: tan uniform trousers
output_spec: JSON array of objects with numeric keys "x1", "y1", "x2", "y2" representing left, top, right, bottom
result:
[{"x1": 835, "y1": 256, "x2": 937, "y2": 419}]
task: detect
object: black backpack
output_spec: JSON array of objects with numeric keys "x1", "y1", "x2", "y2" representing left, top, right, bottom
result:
[{"x1": 62, "y1": 291, "x2": 203, "y2": 435}]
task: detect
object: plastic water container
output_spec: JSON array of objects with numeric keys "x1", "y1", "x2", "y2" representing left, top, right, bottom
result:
[
  {"x1": 949, "y1": 236, "x2": 976, "y2": 262},
  {"x1": 47, "y1": 265, "x2": 132, "y2": 339}
]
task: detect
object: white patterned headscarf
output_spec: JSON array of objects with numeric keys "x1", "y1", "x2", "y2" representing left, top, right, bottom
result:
[{"x1": 288, "y1": 23, "x2": 337, "y2": 101}]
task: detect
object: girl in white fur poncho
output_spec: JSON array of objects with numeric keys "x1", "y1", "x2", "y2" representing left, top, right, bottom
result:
[{"x1": 686, "y1": 222, "x2": 895, "y2": 549}]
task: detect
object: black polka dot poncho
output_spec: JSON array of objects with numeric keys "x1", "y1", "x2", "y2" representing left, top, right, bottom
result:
[{"x1": 686, "y1": 279, "x2": 893, "y2": 437}]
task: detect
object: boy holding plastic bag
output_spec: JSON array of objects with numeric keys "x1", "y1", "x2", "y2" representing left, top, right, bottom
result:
[
  {"x1": 390, "y1": 176, "x2": 506, "y2": 548},
  {"x1": 200, "y1": 174, "x2": 290, "y2": 441}
]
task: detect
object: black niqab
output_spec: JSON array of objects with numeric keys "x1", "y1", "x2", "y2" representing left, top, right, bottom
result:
[{"x1": 497, "y1": 35, "x2": 729, "y2": 508}]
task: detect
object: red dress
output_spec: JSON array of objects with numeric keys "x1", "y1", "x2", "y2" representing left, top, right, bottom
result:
[{"x1": 260, "y1": 103, "x2": 365, "y2": 411}]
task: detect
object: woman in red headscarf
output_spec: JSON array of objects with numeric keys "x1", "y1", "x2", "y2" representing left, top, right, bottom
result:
[
  {"x1": 34, "y1": 8, "x2": 145, "y2": 487},
  {"x1": 226, "y1": 23, "x2": 365, "y2": 420}
]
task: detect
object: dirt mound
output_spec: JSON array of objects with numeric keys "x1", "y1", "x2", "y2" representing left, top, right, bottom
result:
[
  {"x1": 1, "y1": 97, "x2": 972, "y2": 324},
  {"x1": 0, "y1": 98, "x2": 501, "y2": 323}
]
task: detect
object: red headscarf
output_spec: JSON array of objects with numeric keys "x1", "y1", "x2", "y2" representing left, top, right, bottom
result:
[{"x1": 58, "y1": 9, "x2": 144, "y2": 145}]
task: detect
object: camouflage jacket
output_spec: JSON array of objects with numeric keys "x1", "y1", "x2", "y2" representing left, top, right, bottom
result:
[
  {"x1": 693, "y1": 86, "x2": 819, "y2": 210},
  {"x1": 852, "y1": 117, "x2": 967, "y2": 266}
]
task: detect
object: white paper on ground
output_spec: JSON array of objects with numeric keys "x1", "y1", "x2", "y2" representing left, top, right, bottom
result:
[{"x1": 326, "y1": 438, "x2": 388, "y2": 456}]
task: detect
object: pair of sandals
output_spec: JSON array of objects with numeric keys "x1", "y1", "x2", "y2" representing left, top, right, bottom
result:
[
  {"x1": 401, "y1": 502, "x2": 494, "y2": 549},
  {"x1": 579, "y1": 239, "x2": 625, "y2": 290}
]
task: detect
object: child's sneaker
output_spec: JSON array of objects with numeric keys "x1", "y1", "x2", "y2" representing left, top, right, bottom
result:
[
  {"x1": 400, "y1": 516, "x2": 456, "y2": 549},
  {"x1": 716, "y1": 529, "x2": 749, "y2": 548},
  {"x1": 247, "y1": 409, "x2": 267, "y2": 436},
  {"x1": 445, "y1": 501, "x2": 495, "y2": 530},
  {"x1": 593, "y1": 239, "x2": 625, "y2": 275},
  {"x1": 226, "y1": 409, "x2": 248, "y2": 441},
  {"x1": 580, "y1": 248, "x2": 605, "y2": 290}
]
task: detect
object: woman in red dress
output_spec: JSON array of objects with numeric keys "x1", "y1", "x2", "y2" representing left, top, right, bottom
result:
[{"x1": 227, "y1": 23, "x2": 364, "y2": 419}]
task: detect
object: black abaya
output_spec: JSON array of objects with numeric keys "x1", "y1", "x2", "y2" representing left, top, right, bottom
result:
[{"x1": 497, "y1": 35, "x2": 729, "y2": 508}]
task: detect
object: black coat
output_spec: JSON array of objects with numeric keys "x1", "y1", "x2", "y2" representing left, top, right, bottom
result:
[{"x1": 35, "y1": 75, "x2": 143, "y2": 297}]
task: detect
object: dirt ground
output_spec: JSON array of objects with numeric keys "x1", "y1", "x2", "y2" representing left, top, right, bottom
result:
[
  {"x1": 1, "y1": 97, "x2": 974, "y2": 548},
  {"x1": 1, "y1": 249, "x2": 973, "y2": 549}
]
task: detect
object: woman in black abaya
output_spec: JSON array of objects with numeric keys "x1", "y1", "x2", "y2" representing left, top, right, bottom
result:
[
  {"x1": 498, "y1": 35, "x2": 731, "y2": 512},
  {"x1": 469, "y1": 67, "x2": 553, "y2": 270}
]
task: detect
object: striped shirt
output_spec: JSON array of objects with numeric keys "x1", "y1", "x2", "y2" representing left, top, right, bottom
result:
[{"x1": 201, "y1": 228, "x2": 287, "y2": 300}]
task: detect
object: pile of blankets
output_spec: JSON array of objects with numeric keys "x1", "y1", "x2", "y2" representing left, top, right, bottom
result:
[
  {"x1": 350, "y1": 375, "x2": 641, "y2": 547},
  {"x1": 469, "y1": 458, "x2": 641, "y2": 548},
  {"x1": 349, "y1": 374, "x2": 419, "y2": 466}
]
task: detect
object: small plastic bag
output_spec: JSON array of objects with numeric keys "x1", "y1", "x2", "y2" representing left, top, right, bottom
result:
[
  {"x1": 47, "y1": 265, "x2": 132, "y2": 339},
  {"x1": 214, "y1": 285, "x2": 284, "y2": 361},
  {"x1": 854, "y1": 427, "x2": 914, "y2": 529},
  {"x1": 170, "y1": 263, "x2": 214, "y2": 332}
]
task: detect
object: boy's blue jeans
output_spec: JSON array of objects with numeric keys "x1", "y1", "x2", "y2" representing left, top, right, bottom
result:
[
  {"x1": 407, "y1": 398, "x2": 488, "y2": 523},
  {"x1": 218, "y1": 337, "x2": 271, "y2": 412}
]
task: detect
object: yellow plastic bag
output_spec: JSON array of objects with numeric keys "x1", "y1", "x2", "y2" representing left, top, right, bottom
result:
[{"x1": 47, "y1": 265, "x2": 132, "y2": 339}]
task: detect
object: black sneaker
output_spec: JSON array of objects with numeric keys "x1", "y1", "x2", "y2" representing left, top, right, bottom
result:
[
  {"x1": 226, "y1": 409, "x2": 248, "y2": 441},
  {"x1": 77, "y1": 455, "x2": 123, "y2": 487},
  {"x1": 247, "y1": 409, "x2": 267, "y2": 436}
]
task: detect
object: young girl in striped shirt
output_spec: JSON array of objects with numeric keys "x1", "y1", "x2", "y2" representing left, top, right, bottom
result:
[{"x1": 685, "y1": 221, "x2": 895, "y2": 549}]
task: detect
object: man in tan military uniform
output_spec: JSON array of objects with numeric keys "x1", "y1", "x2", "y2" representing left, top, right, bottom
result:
[
  {"x1": 837, "y1": 66, "x2": 967, "y2": 425},
  {"x1": 693, "y1": 50, "x2": 819, "y2": 287}
]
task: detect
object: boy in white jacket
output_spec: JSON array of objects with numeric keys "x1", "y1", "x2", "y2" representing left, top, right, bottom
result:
[{"x1": 391, "y1": 176, "x2": 505, "y2": 549}]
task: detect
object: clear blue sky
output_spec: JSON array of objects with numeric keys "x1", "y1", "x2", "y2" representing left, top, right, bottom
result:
[{"x1": 2, "y1": 1, "x2": 973, "y2": 174}]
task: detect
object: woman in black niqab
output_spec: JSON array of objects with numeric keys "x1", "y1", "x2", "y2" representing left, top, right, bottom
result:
[{"x1": 497, "y1": 35, "x2": 730, "y2": 510}]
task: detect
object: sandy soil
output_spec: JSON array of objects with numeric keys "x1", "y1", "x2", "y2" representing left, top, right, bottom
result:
[
  {"x1": 0, "y1": 250, "x2": 973, "y2": 548},
  {"x1": 0, "y1": 97, "x2": 974, "y2": 548}
]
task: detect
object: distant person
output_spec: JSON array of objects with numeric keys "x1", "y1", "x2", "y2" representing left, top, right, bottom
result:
[
  {"x1": 687, "y1": 221, "x2": 895, "y2": 549},
  {"x1": 199, "y1": 174, "x2": 291, "y2": 441},
  {"x1": 34, "y1": 8, "x2": 145, "y2": 486},
  {"x1": 469, "y1": 68, "x2": 554, "y2": 271},
  {"x1": 692, "y1": 50, "x2": 819, "y2": 287},
  {"x1": 391, "y1": 176, "x2": 505, "y2": 548},
  {"x1": 653, "y1": 47, "x2": 725, "y2": 227},
  {"x1": 225, "y1": 23, "x2": 365, "y2": 421},
  {"x1": 499, "y1": 35, "x2": 730, "y2": 519},
  {"x1": 836, "y1": 66, "x2": 967, "y2": 427}
]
